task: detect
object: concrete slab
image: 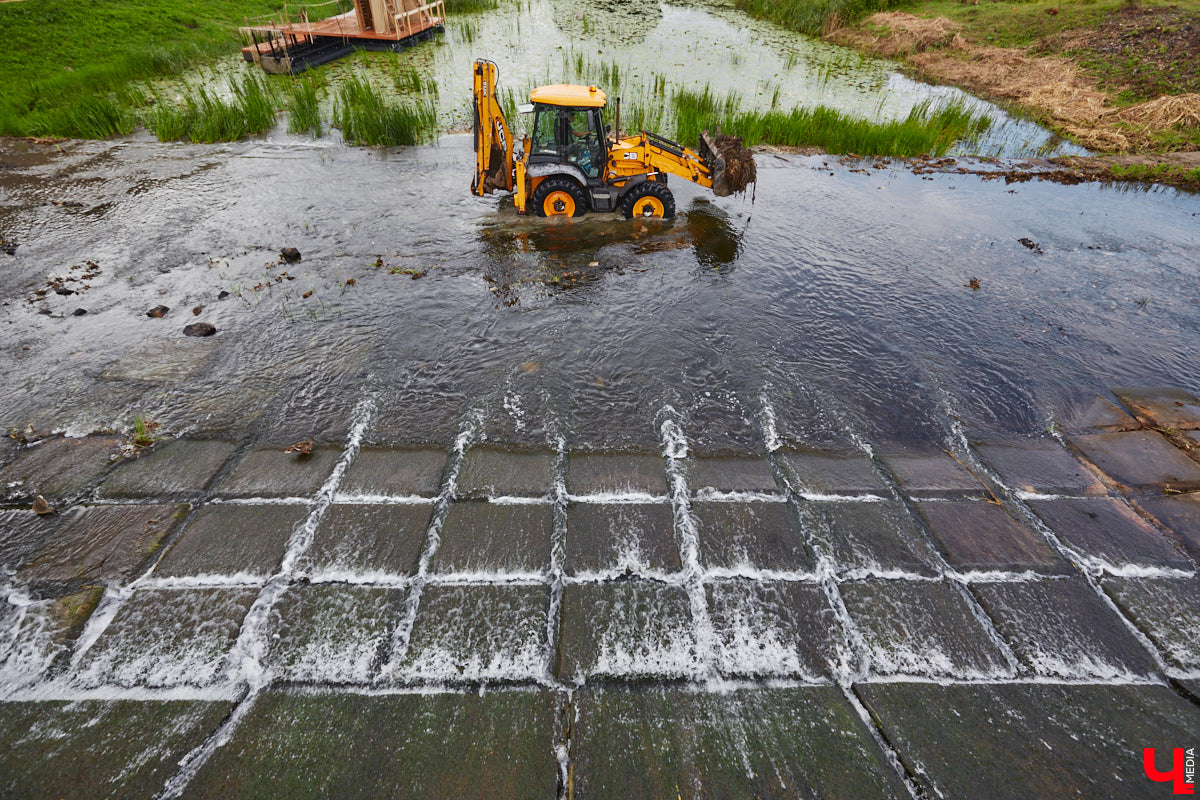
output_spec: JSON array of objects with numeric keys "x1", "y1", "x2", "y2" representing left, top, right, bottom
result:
[
  {"x1": 858, "y1": 683, "x2": 1200, "y2": 800},
  {"x1": 706, "y1": 580, "x2": 841, "y2": 679},
  {"x1": 399, "y1": 584, "x2": 548, "y2": 683},
  {"x1": 74, "y1": 587, "x2": 256, "y2": 687},
  {"x1": 1114, "y1": 386, "x2": 1200, "y2": 430},
  {"x1": 559, "y1": 581, "x2": 696, "y2": 682},
  {"x1": 0, "y1": 436, "x2": 121, "y2": 501},
  {"x1": 840, "y1": 579, "x2": 1011, "y2": 677},
  {"x1": 1102, "y1": 576, "x2": 1200, "y2": 670},
  {"x1": 338, "y1": 446, "x2": 448, "y2": 498},
  {"x1": 571, "y1": 686, "x2": 908, "y2": 800},
  {"x1": 214, "y1": 444, "x2": 341, "y2": 498},
  {"x1": 693, "y1": 501, "x2": 813, "y2": 572},
  {"x1": 0, "y1": 588, "x2": 102, "y2": 687},
  {"x1": 263, "y1": 584, "x2": 405, "y2": 683},
  {"x1": 778, "y1": 450, "x2": 889, "y2": 496},
  {"x1": 880, "y1": 450, "x2": 984, "y2": 498},
  {"x1": 974, "y1": 439, "x2": 1104, "y2": 495},
  {"x1": 1071, "y1": 430, "x2": 1200, "y2": 491},
  {"x1": 1029, "y1": 498, "x2": 1192, "y2": 569},
  {"x1": 299, "y1": 503, "x2": 430, "y2": 577},
  {"x1": 0, "y1": 699, "x2": 233, "y2": 800},
  {"x1": 687, "y1": 456, "x2": 779, "y2": 494},
  {"x1": 917, "y1": 501, "x2": 1065, "y2": 573},
  {"x1": 20, "y1": 504, "x2": 188, "y2": 587},
  {"x1": 566, "y1": 452, "x2": 667, "y2": 496},
  {"x1": 564, "y1": 502, "x2": 680, "y2": 576},
  {"x1": 183, "y1": 689, "x2": 556, "y2": 799},
  {"x1": 972, "y1": 578, "x2": 1157, "y2": 677},
  {"x1": 1138, "y1": 492, "x2": 1200, "y2": 562},
  {"x1": 433, "y1": 501, "x2": 553, "y2": 575},
  {"x1": 154, "y1": 503, "x2": 305, "y2": 579},
  {"x1": 456, "y1": 446, "x2": 555, "y2": 498},
  {"x1": 1057, "y1": 394, "x2": 1140, "y2": 433},
  {"x1": 99, "y1": 439, "x2": 237, "y2": 497},
  {"x1": 808, "y1": 501, "x2": 942, "y2": 576},
  {"x1": 0, "y1": 509, "x2": 62, "y2": 571}
]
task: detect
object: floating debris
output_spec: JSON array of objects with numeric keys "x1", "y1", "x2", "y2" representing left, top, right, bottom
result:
[
  {"x1": 281, "y1": 247, "x2": 302, "y2": 263},
  {"x1": 285, "y1": 438, "x2": 315, "y2": 456},
  {"x1": 966, "y1": 277, "x2": 981, "y2": 291}
]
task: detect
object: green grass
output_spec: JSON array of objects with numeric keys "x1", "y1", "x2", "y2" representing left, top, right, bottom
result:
[
  {"x1": 670, "y1": 87, "x2": 991, "y2": 156},
  {"x1": 333, "y1": 73, "x2": 437, "y2": 146},
  {"x1": 146, "y1": 73, "x2": 281, "y2": 142},
  {"x1": 0, "y1": 0, "x2": 287, "y2": 137},
  {"x1": 443, "y1": 0, "x2": 498, "y2": 11},
  {"x1": 287, "y1": 78, "x2": 323, "y2": 135},
  {"x1": 735, "y1": 0, "x2": 906, "y2": 36}
]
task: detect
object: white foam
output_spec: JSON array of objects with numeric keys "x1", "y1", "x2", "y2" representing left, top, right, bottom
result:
[
  {"x1": 139, "y1": 572, "x2": 268, "y2": 589},
  {"x1": 759, "y1": 394, "x2": 782, "y2": 453},
  {"x1": 565, "y1": 491, "x2": 669, "y2": 504},
  {"x1": 692, "y1": 488, "x2": 785, "y2": 503},
  {"x1": 798, "y1": 492, "x2": 886, "y2": 502},
  {"x1": 331, "y1": 493, "x2": 435, "y2": 505}
]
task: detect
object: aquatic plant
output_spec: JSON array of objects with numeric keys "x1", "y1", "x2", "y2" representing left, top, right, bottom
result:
[
  {"x1": 287, "y1": 78, "x2": 323, "y2": 135},
  {"x1": 734, "y1": 0, "x2": 904, "y2": 37},
  {"x1": 147, "y1": 72, "x2": 282, "y2": 143},
  {"x1": 333, "y1": 73, "x2": 437, "y2": 146},
  {"x1": 443, "y1": 0, "x2": 498, "y2": 12}
]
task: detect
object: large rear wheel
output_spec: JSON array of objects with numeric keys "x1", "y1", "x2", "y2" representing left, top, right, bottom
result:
[
  {"x1": 531, "y1": 177, "x2": 587, "y2": 218},
  {"x1": 620, "y1": 181, "x2": 675, "y2": 220}
]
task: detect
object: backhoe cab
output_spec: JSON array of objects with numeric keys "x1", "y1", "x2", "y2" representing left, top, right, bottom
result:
[{"x1": 472, "y1": 59, "x2": 743, "y2": 220}]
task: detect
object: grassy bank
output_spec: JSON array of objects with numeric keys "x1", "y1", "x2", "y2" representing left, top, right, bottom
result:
[
  {"x1": 0, "y1": 0, "x2": 291, "y2": 137},
  {"x1": 738, "y1": 0, "x2": 1200, "y2": 153}
]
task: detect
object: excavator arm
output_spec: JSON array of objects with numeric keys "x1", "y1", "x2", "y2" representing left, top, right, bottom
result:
[
  {"x1": 610, "y1": 130, "x2": 735, "y2": 197},
  {"x1": 472, "y1": 59, "x2": 514, "y2": 196}
]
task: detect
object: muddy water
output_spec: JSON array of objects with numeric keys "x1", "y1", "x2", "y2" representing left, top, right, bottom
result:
[
  {"x1": 154, "y1": 0, "x2": 1085, "y2": 157},
  {"x1": 0, "y1": 133, "x2": 1197, "y2": 453}
]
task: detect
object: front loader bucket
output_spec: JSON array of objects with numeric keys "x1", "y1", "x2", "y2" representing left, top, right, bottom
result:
[{"x1": 700, "y1": 130, "x2": 732, "y2": 198}]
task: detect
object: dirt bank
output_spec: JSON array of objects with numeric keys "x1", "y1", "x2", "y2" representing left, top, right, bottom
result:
[{"x1": 828, "y1": 5, "x2": 1200, "y2": 154}]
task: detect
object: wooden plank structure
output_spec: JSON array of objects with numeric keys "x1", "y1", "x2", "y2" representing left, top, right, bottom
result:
[{"x1": 240, "y1": 0, "x2": 446, "y2": 74}]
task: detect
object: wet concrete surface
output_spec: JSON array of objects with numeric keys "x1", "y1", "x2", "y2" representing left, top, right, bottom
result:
[{"x1": 2, "y1": 125, "x2": 1200, "y2": 795}]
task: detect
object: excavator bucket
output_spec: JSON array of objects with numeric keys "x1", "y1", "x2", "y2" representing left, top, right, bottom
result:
[{"x1": 700, "y1": 129, "x2": 756, "y2": 197}]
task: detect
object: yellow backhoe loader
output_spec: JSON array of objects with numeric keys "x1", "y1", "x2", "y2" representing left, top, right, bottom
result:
[{"x1": 472, "y1": 59, "x2": 752, "y2": 220}]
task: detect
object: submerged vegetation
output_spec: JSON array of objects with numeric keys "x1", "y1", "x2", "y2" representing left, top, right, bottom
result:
[
  {"x1": 148, "y1": 73, "x2": 280, "y2": 143},
  {"x1": 734, "y1": 0, "x2": 902, "y2": 36},
  {"x1": 334, "y1": 73, "x2": 437, "y2": 146}
]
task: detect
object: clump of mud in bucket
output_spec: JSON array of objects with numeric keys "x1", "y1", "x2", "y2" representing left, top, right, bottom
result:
[{"x1": 709, "y1": 133, "x2": 756, "y2": 195}]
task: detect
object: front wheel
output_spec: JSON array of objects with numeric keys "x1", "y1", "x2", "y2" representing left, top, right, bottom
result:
[
  {"x1": 531, "y1": 177, "x2": 587, "y2": 218},
  {"x1": 620, "y1": 181, "x2": 675, "y2": 220}
]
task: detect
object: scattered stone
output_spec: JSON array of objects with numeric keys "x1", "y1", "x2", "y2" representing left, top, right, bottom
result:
[
  {"x1": 192, "y1": 304, "x2": 202, "y2": 316},
  {"x1": 840, "y1": 579, "x2": 1011, "y2": 677},
  {"x1": 31, "y1": 495, "x2": 53, "y2": 516},
  {"x1": 809, "y1": 500, "x2": 942, "y2": 576},
  {"x1": 146, "y1": 305, "x2": 169, "y2": 318},
  {"x1": 183, "y1": 322, "x2": 216, "y2": 337},
  {"x1": 972, "y1": 577, "x2": 1157, "y2": 677},
  {"x1": 572, "y1": 687, "x2": 909, "y2": 799},
  {"x1": 280, "y1": 247, "x2": 301, "y2": 262},
  {"x1": 917, "y1": 500, "x2": 1064, "y2": 572},
  {"x1": 693, "y1": 501, "x2": 813, "y2": 572},
  {"x1": 217, "y1": 290, "x2": 230, "y2": 300},
  {"x1": 1017, "y1": 237, "x2": 1043, "y2": 253},
  {"x1": 1071, "y1": 430, "x2": 1200, "y2": 491},
  {"x1": 1113, "y1": 386, "x2": 1200, "y2": 430},
  {"x1": 284, "y1": 437, "x2": 314, "y2": 456},
  {"x1": 1030, "y1": 497, "x2": 1190, "y2": 569},
  {"x1": 53, "y1": 287, "x2": 74, "y2": 296},
  {"x1": 434, "y1": 501, "x2": 553, "y2": 574},
  {"x1": 860, "y1": 683, "x2": 1200, "y2": 799},
  {"x1": 974, "y1": 439, "x2": 1104, "y2": 495},
  {"x1": 71, "y1": 308, "x2": 87, "y2": 316}
]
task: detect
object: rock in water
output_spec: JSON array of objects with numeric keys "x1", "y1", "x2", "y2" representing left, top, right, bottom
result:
[
  {"x1": 183, "y1": 322, "x2": 216, "y2": 337},
  {"x1": 147, "y1": 305, "x2": 169, "y2": 318},
  {"x1": 280, "y1": 247, "x2": 302, "y2": 263},
  {"x1": 33, "y1": 495, "x2": 53, "y2": 516},
  {"x1": 72, "y1": 308, "x2": 88, "y2": 316}
]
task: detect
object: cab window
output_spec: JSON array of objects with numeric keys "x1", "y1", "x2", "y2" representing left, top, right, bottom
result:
[
  {"x1": 531, "y1": 107, "x2": 558, "y2": 156},
  {"x1": 564, "y1": 108, "x2": 602, "y2": 178}
]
